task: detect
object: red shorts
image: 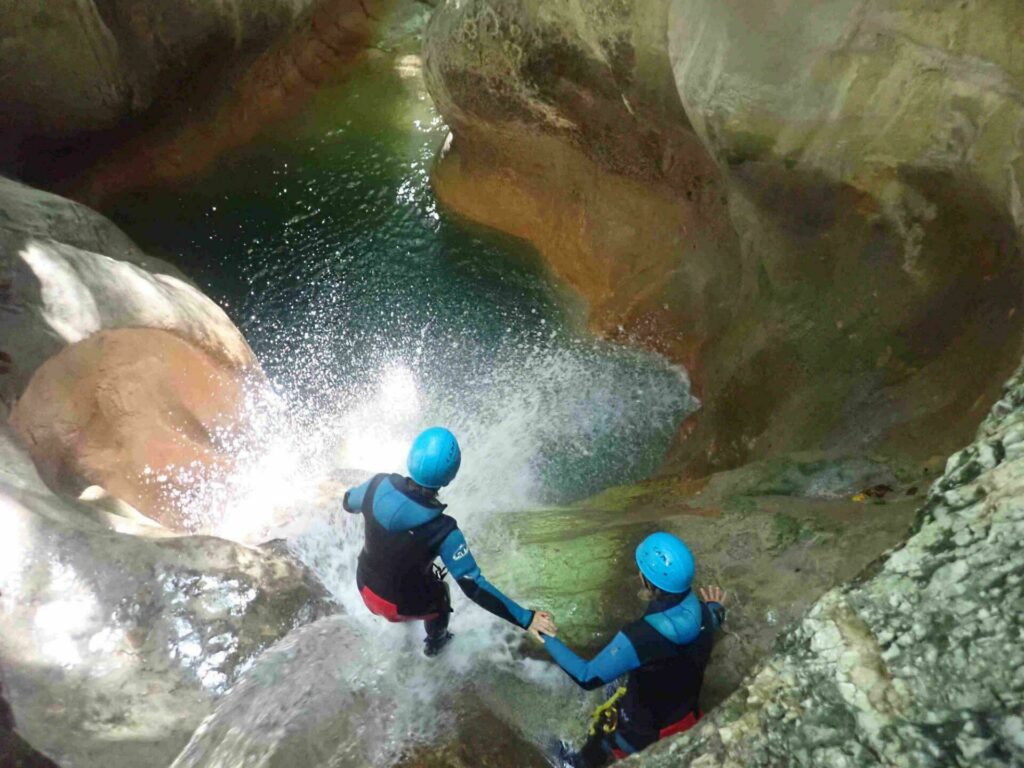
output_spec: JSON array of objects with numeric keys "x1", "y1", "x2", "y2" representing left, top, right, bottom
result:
[
  {"x1": 359, "y1": 585, "x2": 440, "y2": 622},
  {"x1": 610, "y1": 710, "x2": 702, "y2": 760}
]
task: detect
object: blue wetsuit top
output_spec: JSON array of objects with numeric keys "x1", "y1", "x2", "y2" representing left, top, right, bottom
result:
[
  {"x1": 344, "y1": 473, "x2": 533, "y2": 629},
  {"x1": 542, "y1": 591, "x2": 725, "y2": 752}
]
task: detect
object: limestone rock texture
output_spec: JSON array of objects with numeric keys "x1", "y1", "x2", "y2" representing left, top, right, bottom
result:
[
  {"x1": 0, "y1": 425, "x2": 335, "y2": 768},
  {"x1": 628, "y1": 364, "x2": 1024, "y2": 766},
  {"x1": 424, "y1": 0, "x2": 1024, "y2": 476},
  {"x1": 0, "y1": 175, "x2": 256, "y2": 527}
]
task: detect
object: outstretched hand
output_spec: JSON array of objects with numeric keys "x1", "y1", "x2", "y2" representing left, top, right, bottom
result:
[
  {"x1": 699, "y1": 585, "x2": 727, "y2": 605},
  {"x1": 528, "y1": 610, "x2": 557, "y2": 642}
]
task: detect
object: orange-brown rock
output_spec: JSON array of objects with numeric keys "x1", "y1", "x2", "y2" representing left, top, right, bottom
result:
[
  {"x1": 432, "y1": 129, "x2": 735, "y2": 376},
  {"x1": 10, "y1": 328, "x2": 247, "y2": 530}
]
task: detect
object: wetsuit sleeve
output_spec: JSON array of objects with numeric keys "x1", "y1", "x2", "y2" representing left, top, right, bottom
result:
[
  {"x1": 438, "y1": 528, "x2": 534, "y2": 629},
  {"x1": 707, "y1": 601, "x2": 726, "y2": 630},
  {"x1": 541, "y1": 632, "x2": 642, "y2": 690},
  {"x1": 342, "y1": 478, "x2": 373, "y2": 514}
]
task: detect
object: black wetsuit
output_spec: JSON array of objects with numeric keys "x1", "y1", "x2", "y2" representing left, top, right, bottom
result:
[
  {"x1": 544, "y1": 591, "x2": 724, "y2": 765},
  {"x1": 344, "y1": 473, "x2": 533, "y2": 638}
]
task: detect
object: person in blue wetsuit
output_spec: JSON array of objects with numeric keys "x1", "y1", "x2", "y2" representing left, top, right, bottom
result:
[
  {"x1": 543, "y1": 532, "x2": 726, "y2": 766},
  {"x1": 344, "y1": 426, "x2": 557, "y2": 656}
]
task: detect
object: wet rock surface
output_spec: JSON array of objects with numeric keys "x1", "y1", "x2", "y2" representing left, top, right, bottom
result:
[
  {"x1": 10, "y1": 328, "x2": 250, "y2": 529},
  {"x1": 0, "y1": 175, "x2": 256, "y2": 525},
  {"x1": 0, "y1": 425, "x2": 336, "y2": 768},
  {"x1": 425, "y1": 0, "x2": 1024, "y2": 477},
  {"x1": 629, "y1": 363, "x2": 1024, "y2": 767},
  {"x1": 168, "y1": 615, "x2": 553, "y2": 768}
]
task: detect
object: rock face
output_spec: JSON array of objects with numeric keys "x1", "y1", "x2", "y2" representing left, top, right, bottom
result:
[
  {"x1": 663, "y1": 0, "x2": 1024, "y2": 474},
  {"x1": 2, "y1": 0, "x2": 397, "y2": 201},
  {"x1": 424, "y1": 0, "x2": 737, "y2": 371},
  {"x1": 0, "y1": 0, "x2": 316, "y2": 141},
  {"x1": 630, "y1": 362, "x2": 1024, "y2": 766},
  {"x1": 0, "y1": 175, "x2": 255, "y2": 527},
  {"x1": 424, "y1": 0, "x2": 1024, "y2": 476},
  {"x1": 0, "y1": 425, "x2": 336, "y2": 768},
  {"x1": 10, "y1": 329, "x2": 248, "y2": 530}
]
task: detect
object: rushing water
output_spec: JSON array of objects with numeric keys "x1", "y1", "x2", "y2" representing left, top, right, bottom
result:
[{"x1": 106, "y1": 12, "x2": 696, "y2": 765}]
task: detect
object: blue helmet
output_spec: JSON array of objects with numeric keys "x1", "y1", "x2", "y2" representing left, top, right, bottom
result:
[
  {"x1": 407, "y1": 427, "x2": 461, "y2": 488},
  {"x1": 635, "y1": 532, "x2": 695, "y2": 593}
]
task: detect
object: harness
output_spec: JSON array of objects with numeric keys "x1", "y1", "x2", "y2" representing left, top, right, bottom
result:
[{"x1": 589, "y1": 600, "x2": 714, "y2": 760}]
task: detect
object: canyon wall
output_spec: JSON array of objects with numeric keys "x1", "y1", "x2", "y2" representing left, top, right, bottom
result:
[
  {"x1": 1, "y1": 0, "x2": 397, "y2": 202},
  {"x1": 424, "y1": 0, "x2": 1024, "y2": 476},
  {"x1": 630, "y1": 345, "x2": 1024, "y2": 768}
]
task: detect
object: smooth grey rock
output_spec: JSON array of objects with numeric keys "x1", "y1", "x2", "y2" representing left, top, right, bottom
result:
[{"x1": 0, "y1": 426, "x2": 336, "y2": 768}]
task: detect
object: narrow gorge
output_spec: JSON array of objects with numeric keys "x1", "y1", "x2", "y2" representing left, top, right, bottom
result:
[{"x1": 1, "y1": 2, "x2": 1021, "y2": 767}]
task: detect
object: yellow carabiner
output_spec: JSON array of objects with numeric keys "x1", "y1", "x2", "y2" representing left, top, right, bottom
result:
[{"x1": 588, "y1": 687, "x2": 628, "y2": 736}]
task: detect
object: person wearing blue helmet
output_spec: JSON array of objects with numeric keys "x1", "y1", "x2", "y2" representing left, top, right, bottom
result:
[
  {"x1": 343, "y1": 426, "x2": 556, "y2": 657},
  {"x1": 542, "y1": 532, "x2": 727, "y2": 766}
]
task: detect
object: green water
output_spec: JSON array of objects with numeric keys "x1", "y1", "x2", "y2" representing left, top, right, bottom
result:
[{"x1": 106, "y1": 33, "x2": 694, "y2": 507}]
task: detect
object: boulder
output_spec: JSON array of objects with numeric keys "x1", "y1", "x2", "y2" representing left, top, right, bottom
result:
[
  {"x1": 0, "y1": 425, "x2": 335, "y2": 768},
  {"x1": 0, "y1": 175, "x2": 255, "y2": 527},
  {"x1": 9, "y1": 328, "x2": 248, "y2": 530},
  {"x1": 0, "y1": 176, "x2": 254, "y2": 408},
  {"x1": 629, "y1": 360, "x2": 1024, "y2": 767}
]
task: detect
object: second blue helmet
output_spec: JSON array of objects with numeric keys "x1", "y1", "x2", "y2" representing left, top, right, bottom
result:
[
  {"x1": 636, "y1": 532, "x2": 695, "y2": 593},
  {"x1": 407, "y1": 426, "x2": 461, "y2": 488}
]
